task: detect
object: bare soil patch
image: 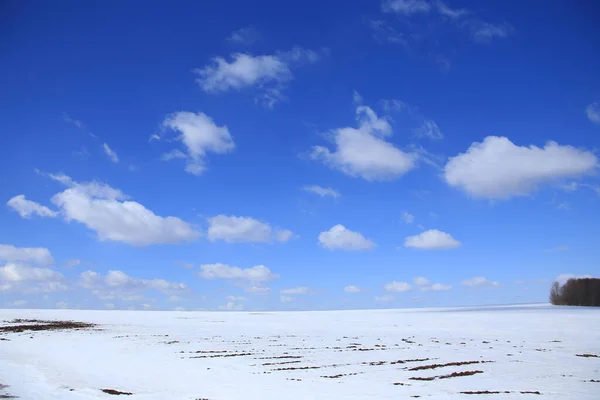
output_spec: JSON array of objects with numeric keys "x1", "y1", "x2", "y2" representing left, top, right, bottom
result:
[
  {"x1": 101, "y1": 389, "x2": 133, "y2": 395},
  {"x1": 0, "y1": 319, "x2": 96, "y2": 333}
]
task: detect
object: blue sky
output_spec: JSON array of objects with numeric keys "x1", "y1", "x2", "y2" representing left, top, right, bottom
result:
[{"x1": 1, "y1": 0, "x2": 599, "y2": 311}]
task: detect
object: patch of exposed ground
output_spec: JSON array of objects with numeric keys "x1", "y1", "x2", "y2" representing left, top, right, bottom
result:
[
  {"x1": 0, "y1": 319, "x2": 96, "y2": 333},
  {"x1": 100, "y1": 389, "x2": 133, "y2": 395},
  {"x1": 408, "y1": 360, "x2": 492, "y2": 371},
  {"x1": 576, "y1": 354, "x2": 599, "y2": 358},
  {"x1": 410, "y1": 370, "x2": 484, "y2": 381}
]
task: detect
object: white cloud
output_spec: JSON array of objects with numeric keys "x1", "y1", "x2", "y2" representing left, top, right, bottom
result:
[
  {"x1": 382, "y1": 0, "x2": 431, "y2": 15},
  {"x1": 245, "y1": 285, "x2": 271, "y2": 294},
  {"x1": 318, "y1": 224, "x2": 375, "y2": 251},
  {"x1": 469, "y1": 21, "x2": 514, "y2": 43},
  {"x1": 168, "y1": 295, "x2": 183, "y2": 302},
  {"x1": 404, "y1": 229, "x2": 461, "y2": 250},
  {"x1": 280, "y1": 286, "x2": 310, "y2": 295},
  {"x1": 162, "y1": 111, "x2": 235, "y2": 176},
  {"x1": 435, "y1": 1, "x2": 469, "y2": 19},
  {"x1": 0, "y1": 263, "x2": 62, "y2": 283},
  {"x1": 219, "y1": 301, "x2": 245, "y2": 311},
  {"x1": 586, "y1": 102, "x2": 600, "y2": 125},
  {"x1": 103, "y1": 143, "x2": 119, "y2": 163},
  {"x1": 280, "y1": 295, "x2": 294, "y2": 303},
  {"x1": 303, "y1": 185, "x2": 340, "y2": 199},
  {"x1": 225, "y1": 295, "x2": 247, "y2": 302},
  {"x1": 207, "y1": 215, "x2": 293, "y2": 243},
  {"x1": 401, "y1": 211, "x2": 414, "y2": 224},
  {"x1": 56, "y1": 301, "x2": 69, "y2": 309},
  {"x1": 462, "y1": 276, "x2": 499, "y2": 288},
  {"x1": 384, "y1": 281, "x2": 412, "y2": 292},
  {"x1": 0, "y1": 263, "x2": 67, "y2": 294},
  {"x1": 413, "y1": 276, "x2": 452, "y2": 291},
  {"x1": 173, "y1": 306, "x2": 185, "y2": 311},
  {"x1": 199, "y1": 263, "x2": 278, "y2": 282},
  {"x1": 46, "y1": 175, "x2": 198, "y2": 246},
  {"x1": 227, "y1": 26, "x2": 259, "y2": 45},
  {"x1": 561, "y1": 181, "x2": 600, "y2": 196},
  {"x1": 10, "y1": 300, "x2": 28, "y2": 307},
  {"x1": 309, "y1": 103, "x2": 415, "y2": 181},
  {"x1": 194, "y1": 47, "x2": 319, "y2": 108},
  {"x1": 104, "y1": 303, "x2": 115, "y2": 309},
  {"x1": 375, "y1": 295, "x2": 394, "y2": 302},
  {"x1": 80, "y1": 270, "x2": 189, "y2": 299},
  {"x1": 444, "y1": 136, "x2": 598, "y2": 199},
  {"x1": 64, "y1": 258, "x2": 81, "y2": 268},
  {"x1": 7, "y1": 195, "x2": 58, "y2": 218},
  {"x1": 426, "y1": 283, "x2": 452, "y2": 292},
  {"x1": 413, "y1": 276, "x2": 431, "y2": 287},
  {"x1": 0, "y1": 244, "x2": 54, "y2": 265},
  {"x1": 413, "y1": 120, "x2": 444, "y2": 140},
  {"x1": 344, "y1": 285, "x2": 361, "y2": 293}
]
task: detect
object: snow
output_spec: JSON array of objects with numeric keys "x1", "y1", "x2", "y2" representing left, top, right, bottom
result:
[{"x1": 0, "y1": 305, "x2": 599, "y2": 399}]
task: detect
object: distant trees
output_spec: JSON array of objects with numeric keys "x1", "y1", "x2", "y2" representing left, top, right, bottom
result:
[{"x1": 550, "y1": 278, "x2": 600, "y2": 306}]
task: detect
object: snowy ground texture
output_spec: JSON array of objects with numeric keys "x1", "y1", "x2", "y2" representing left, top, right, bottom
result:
[{"x1": 1, "y1": 305, "x2": 599, "y2": 400}]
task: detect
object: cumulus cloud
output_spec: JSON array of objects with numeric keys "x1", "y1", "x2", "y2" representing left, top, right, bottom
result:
[
  {"x1": 194, "y1": 47, "x2": 319, "y2": 108},
  {"x1": 280, "y1": 295, "x2": 295, "y2": 303},
  {"x1": 303, "y1": 185, "x2": 341, "y2": 198},
  {"x1": 462, "y1": 276, "x2": 499, "y2": 288},
  {"x1": 344, "y1": 285, "x2": 361, "y2": 293},
  {"x1": 586, "y1": 102, "x2": 600, "y2": 125},
  {"x1": 245, "y1": 285, "x2": 271, "y2": 294},
  {"x1": 39, "y1": 175, "x2": 199, "y2": 246},
  {"x1": 79, "y1": 270, "x2": 189, "y2": 301},
  {"x1": 414, "y1": 277, "x2": 452, "y2": 291},
  {"x1": 7, "y1": 195, "x2": 58, "y2": 218},
  {"x1": 0, "y1": 244, "x2": 54, "y2": 265},
  {"x1": 382, "y1": 0, "x2": 431, "y2": 15},
  {"x1": 199, "y1": 263, "x2": 278, "y2": 282},
  {"x1": 401, "y1": 211, "x2": 414, "y2": 224},
  {"x1": 161, "y1": 111, "x2": 235, "y2": 176},
  {"x1": 384, "y1": 281, "x2": 412, "y2": 292},
  {"x1": 309, "y1": 103, "x2": 416, "y2": 181},
  {"x1": 318, "y1": 224, "x2": 375, "y2": 251},
  {"x1": 0, "y1": 263, "x2": 67, "y2": 294},
  {"x1": 219, "y1": 301, "x2": 245, "y2": 311},
  {"x1": 103, "y1": 143, "x2": 119, "y2": 163},
  {"x1": 207, "y1": 215, "x2": 293, "y2": 243},
  {"x1": 404, "y1": 229, "x2": 461, "y2": 250},
  {"x1": 444, "y1": 136, "x2": 597, "y2": 199},
  {"x1": 280, "y1": 286, "x2": 310, "y2": 295},
  {"x1": 375, "y1": 294, "x2": 394, "y2": 302}
]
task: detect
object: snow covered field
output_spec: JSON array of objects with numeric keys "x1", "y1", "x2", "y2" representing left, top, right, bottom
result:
[{"x1": 1, "y1": 305, "x2": 599, "y2": 399}]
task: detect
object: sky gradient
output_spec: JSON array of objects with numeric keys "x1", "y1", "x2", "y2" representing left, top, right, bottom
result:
[{"x1": 1, "y1": 0, "x2": 599, "y2": 311}]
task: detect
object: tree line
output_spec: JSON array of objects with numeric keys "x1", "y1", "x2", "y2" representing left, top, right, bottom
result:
[{"x1": 550, "y1": 278, "x2": 600, "y2": 306}]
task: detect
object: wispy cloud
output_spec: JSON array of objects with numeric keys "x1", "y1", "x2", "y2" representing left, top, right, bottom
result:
[
  {"x1": 586, "y1": 102, "x2": 600, "y2": 125},
  {"x1": 302, "y1": 185, "x2": 341, "y2": 199},
  {"x1": 227, "y1": 26, "x2": 260, "y2": 45},
  {"x1": 103, "y1": 143, "x2": 119, "y2": 163}
]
